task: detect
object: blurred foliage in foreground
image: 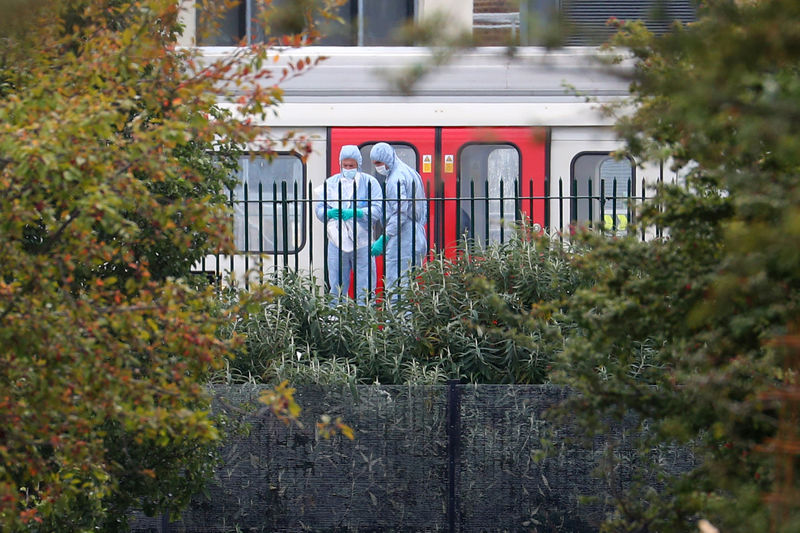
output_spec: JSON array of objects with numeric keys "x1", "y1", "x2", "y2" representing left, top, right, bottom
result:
[
  {"x1": 0, "y1": 0, "x2": 335, "y2": 530},
  {"x1": 544, "y1": 1, "x2": 800, "y2": 531}
]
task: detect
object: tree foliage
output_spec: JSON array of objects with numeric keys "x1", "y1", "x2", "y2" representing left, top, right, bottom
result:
[
  {"x1": 0, "y1": 0, "x2": 333, "y2": 529},
  {"x1": 545, "y1": 1, "x2": 800, "y2": 531}
]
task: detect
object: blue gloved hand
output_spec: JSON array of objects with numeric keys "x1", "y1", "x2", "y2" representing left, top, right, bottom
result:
[
  {"x1": 340, "y1": 208, "x2": 356, "y2": 221},
  {"x1": 327, "y1": 207, "x2": 341, "y2": 219},
  {"x1": 355, "y1": 208, "x2": 367, "y2": 218},
  {"x1": 370, "y1": 236, "x2": 385, "y2": 256}
]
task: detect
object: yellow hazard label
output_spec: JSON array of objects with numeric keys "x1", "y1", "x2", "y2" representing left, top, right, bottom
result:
[
  {"x1": 444, "y1": 154, "x2": 454, "y2": 173},
  {"x1": 423, "y1": 154, "x2": 432, "y2": 173}
]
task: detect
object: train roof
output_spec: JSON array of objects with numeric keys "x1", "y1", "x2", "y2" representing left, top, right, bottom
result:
[{"x1": 199, "y1": 46, "x2": 635, "y2": 127}]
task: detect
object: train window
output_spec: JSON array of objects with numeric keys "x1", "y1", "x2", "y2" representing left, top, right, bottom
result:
[
  {"x1": 570, "y1": 153, "x2": 634, "y2": 230},
  {"x1": 231, "y1": 154, "x2": 305, "y2": 254},
  {"x1": 358, "y1": 143, "x2": 418, "y2": 189},
  {"x1": 196, "y1": 1, "x2": 414, "y2": 46},
  {"x1": 458, "y1": 144, "x2": 520, "y2": 245}
]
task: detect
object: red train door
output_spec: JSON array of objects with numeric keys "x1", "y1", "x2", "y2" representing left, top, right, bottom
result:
[
  {"x1": 439, "y1": 127, "x2": 547, "y2": 256},
  {"x1": 328, "y1": 127, "x2": 436, "y2": 296},
  {"x1": 326, "y1": 127, "x2": 546, "y2": 294}
]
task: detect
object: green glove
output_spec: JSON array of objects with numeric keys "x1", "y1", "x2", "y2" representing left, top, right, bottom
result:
[
  {"x1": 327, "y1": 207, "x2": 341, "y2": 219},
  {"x1": 355, "y1": 208, "x2": 367, "y2": 218},
  {"x1": 340, "y1": 208, "x2": 356, "y2": 221},
  {"x1": 370, "y1": 236, "x2": 385, "y2": 256}
]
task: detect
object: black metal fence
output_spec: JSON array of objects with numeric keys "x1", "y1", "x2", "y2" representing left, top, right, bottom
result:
[
  {"x1": 130, "y1": 384, "x2": 694, "y2": 532},
  {"x1": 193, "y1": 177, "x2": 658, "y2": 289}
]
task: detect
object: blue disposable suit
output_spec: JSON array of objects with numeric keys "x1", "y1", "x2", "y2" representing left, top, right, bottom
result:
[
  {"x1": 369, "y1": 143, "x2": 428, "y2": 296},
  {"x1": 315, "y1": 145, "x2": 383, "y2": 304}
]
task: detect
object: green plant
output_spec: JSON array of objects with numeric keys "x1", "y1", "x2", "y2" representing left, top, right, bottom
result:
[
  {"x1": 230, "y1": 226, "x2": 590, "y2": 387},
  {"x1": 537, "y1": 1, "x2": 800, "y2": 530}
]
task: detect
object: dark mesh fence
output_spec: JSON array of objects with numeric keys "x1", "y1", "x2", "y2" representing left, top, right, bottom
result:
[{"x1": 131, "y1": 384, "x2": 694, "y2": 532}]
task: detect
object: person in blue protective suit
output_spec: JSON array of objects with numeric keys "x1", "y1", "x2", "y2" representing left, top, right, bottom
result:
[
  {"x1": 315, "y1": 145, "x2": 383, "y2": 304},
  {"x1": 369, "y1": 142, "x2": 428, "y2": 297}
]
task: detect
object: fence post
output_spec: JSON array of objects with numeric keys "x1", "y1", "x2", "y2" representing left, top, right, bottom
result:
[{"x1": 447, "y1": 379, "x2": 461, "y2": 532}]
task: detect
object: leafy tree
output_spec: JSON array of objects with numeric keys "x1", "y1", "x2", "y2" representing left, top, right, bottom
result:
[
  {"x1": 543, "y1": 1, "x2": 800, "y2": 531},
  {"x1": 0, "y1": 0, "x2": 333, "y2": 530}
]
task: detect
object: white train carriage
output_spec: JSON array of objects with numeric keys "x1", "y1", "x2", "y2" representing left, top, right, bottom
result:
[{"x1": 195, "y1": 46, "x2": 671, "y2": 286}]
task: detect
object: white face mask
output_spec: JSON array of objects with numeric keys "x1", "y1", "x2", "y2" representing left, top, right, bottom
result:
[
  {"x1": 374, "y1": 164, "x2": 388, "y2": 176},
  {"x1": 341, "y1": 168, "x2": 357, "y2": 180}
]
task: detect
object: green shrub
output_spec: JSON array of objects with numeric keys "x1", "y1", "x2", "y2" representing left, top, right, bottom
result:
[{"x1": 219, "y1": 226, "x2": 592, "y2": 386}]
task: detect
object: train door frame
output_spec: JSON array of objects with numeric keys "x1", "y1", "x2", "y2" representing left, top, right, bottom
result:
[
  {"x1": 569, "y1": 150, "x2": 637, "y2": 231},
  {"x1": 439, "y1": 127, "x2": 547, "y2": 255}
]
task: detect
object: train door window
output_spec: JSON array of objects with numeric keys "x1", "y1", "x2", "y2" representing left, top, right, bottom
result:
[
  {"x1": 232, "y1": 154, "x2": 305, "y2": 253},
  {"x1": 458, "y1": 144, "x2": 520, "y2": 245},
  {"x1": 358, "y1": 143, "x2": 418, "y2": 189},
  {"x1": 571, "y1": 153, "x2": 634, "y2": 231},
  {"x1": 196, "y1": 1, "x2": 414, "y2": 46}
]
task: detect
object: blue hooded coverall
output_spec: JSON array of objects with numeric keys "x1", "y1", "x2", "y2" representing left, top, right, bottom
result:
[
  {"x1": 315, "y1": 145, "x2": 383, "y2": 304},
  {"x1": 369, "y1": 142, "x2": 428, "y2": 296}
]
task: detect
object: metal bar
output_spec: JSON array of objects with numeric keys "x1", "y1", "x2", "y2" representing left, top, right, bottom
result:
[
  {"x1": 469, "y1": 179, "x2": 476, "y2": 254},
  {"x1": 612, "y1": 178, "x2": 618, "y2": 232},
  {"x1": 281, "y1": 182, "x2": 289, "y2": 268},
  {"x1": 352, "y1": 179, "x2": 358, "y2": 296},
  {"x1": 323, "y1": 179, "x2": 329, "y2": 291},
  {"x1": 484, "y1": 180, "x2": 489, "y2": 248},
  {"x1": 395, "y1": 180, "x2": 401, "y2": 285},
  {"x1": 258, "y1": 183, "x2": 264, "y2": 255},
  {"x1": 228, "y1": 183, "x2": 234, "y2": 282},
  {"x1": 294, "y1": 181, "x2": 299, "y2": 271},
  {"x1": 528, "y1": 177, "x2": 533, "y2": 226},
  {"x1": 446, "y1": 379, "x2": 461, "y2": 533},
  {"x1": 599, "y1": 178, "x2": 606, "y2": 234},
  {"x1": 367, "y1": 180, "x2": 372, "y2": 301},
  {"x1": 426, "y1": 181, "x2": 433, "y2": 262},
  {"x1": 626, "y1": 178, "x2": 632, "y2": 238},
  {"x1": 558, "y1": 178, "x2": 564, "y2": 243},
  {"x1": 243, "y1": 174, "x2": 249, "y2": 256},
  {"x1": 411, "y1": 178, "x2": 417, "y2": 266},
  {"x1": 641, "y1": 178, "x2": 646, "y2": 242},
  {"x1": 337, "y1": 180, "x2": 343, "y2": 293},
  {"x1": 308, "y1": 182, "x2": 314, "y2": 279},
  {"x1": 658, "y1": 160, "x2": 664, "y2": 238},
  {"x1": 570, "y1": 174, "x2": 577, "y2": 226},
  {"x1": 499, "y1": 178, "x2": 505, "y2": 244},
  {"x1": 455, "y1": 174, "x2": 461, "y2": 243},
  {"x1": 271, "y1": 182, "x2": 278, "y2": 275},
  {"x1": 543, "y1": 177, "x2": 548, "y2": 231}
]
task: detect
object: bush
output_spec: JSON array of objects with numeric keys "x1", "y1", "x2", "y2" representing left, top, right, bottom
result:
[{"x1": 220, "y1": 226, "x2": 592, "y2": 386}]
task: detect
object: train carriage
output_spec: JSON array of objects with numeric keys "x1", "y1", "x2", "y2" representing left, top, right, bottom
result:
[{"x1": 196, "y1": 46, "x2": 672, "y2": 288}]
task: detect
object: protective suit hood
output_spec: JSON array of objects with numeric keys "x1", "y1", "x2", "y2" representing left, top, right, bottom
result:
[
  {"x1": 369, "y1": 142, "x2": 396, "y2": 172},
  {"x1": 339, "y1": 145, "x2": 362, "y2": 170}
]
